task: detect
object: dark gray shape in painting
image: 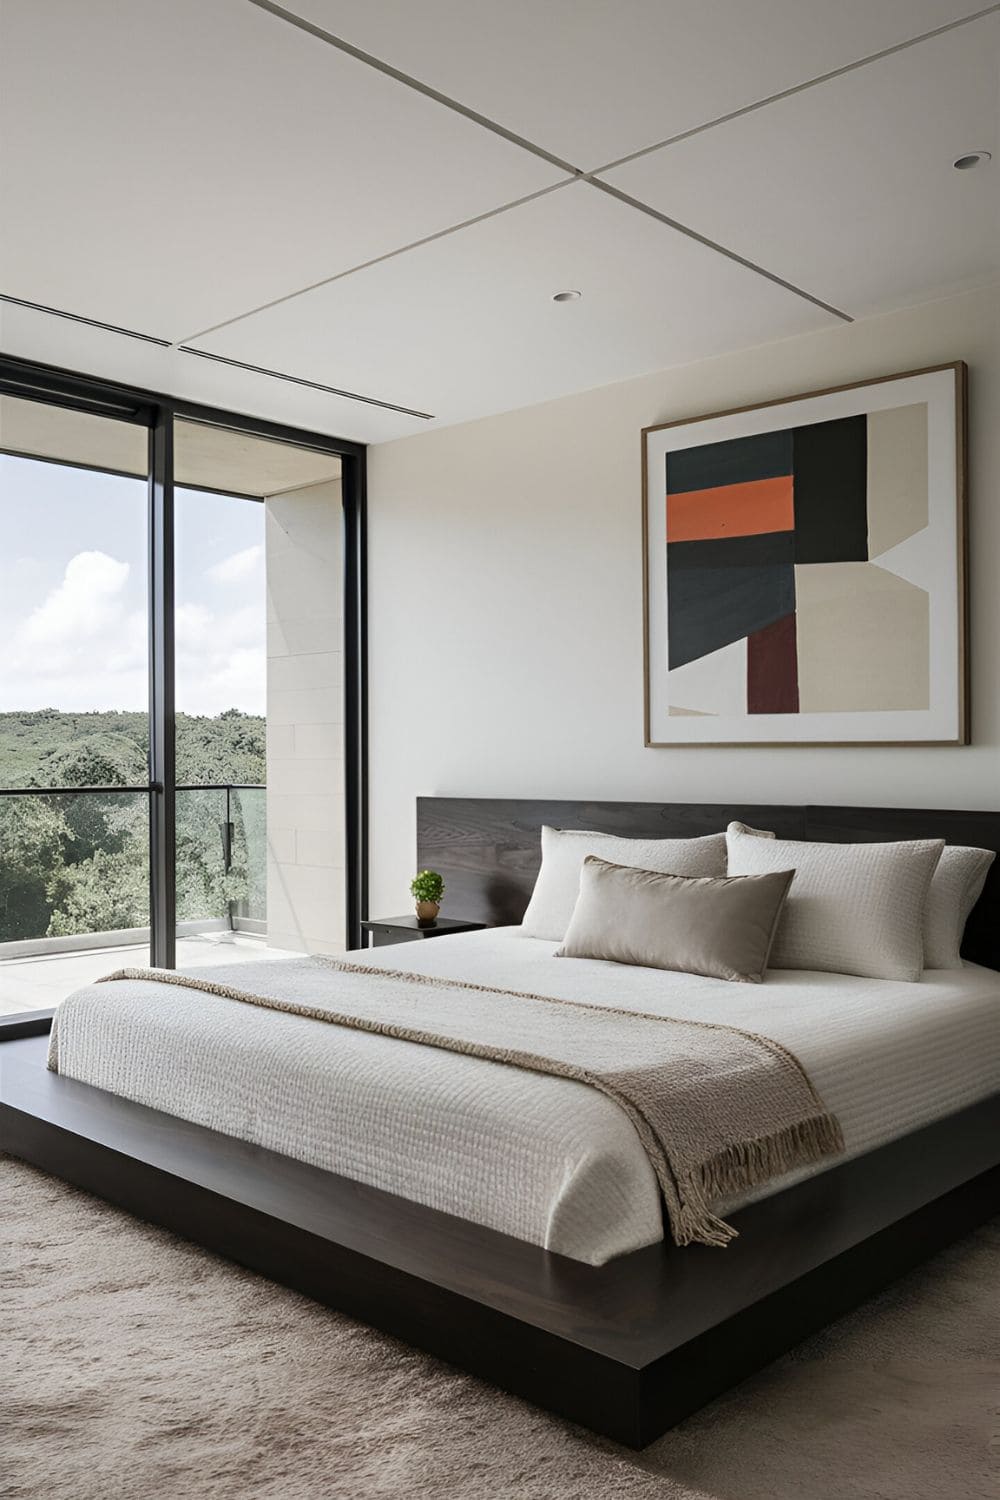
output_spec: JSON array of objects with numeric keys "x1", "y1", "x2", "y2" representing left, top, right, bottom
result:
[
  {"x1": 666, "y1": 430, "x2": 793, "y2": 494},
  {"x1": 793, "y1": 415, "x2": 868, "y2": 562},
  {"x1": 666, "y1": 531, "x2": 795, "y2": 571},
  {"x1": 667, "y1": 562, "x2": 796, "y2": 670}
]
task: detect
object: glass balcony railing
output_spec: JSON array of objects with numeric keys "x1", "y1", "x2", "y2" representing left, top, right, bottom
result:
[
  {"x1": 176, "y1": 784, "x2": 266, "y2": 931},
  {"x1": 0, "y1": 784, "x2": 265, "y2": 955},
  {"x1": 0, "y1": 787, "x2": 149, "y2": 951}
]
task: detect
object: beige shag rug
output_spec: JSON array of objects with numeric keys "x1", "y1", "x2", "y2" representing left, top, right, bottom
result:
[{"x1": 3, "y1": 1155, "x2": 997, "y2": 1500}]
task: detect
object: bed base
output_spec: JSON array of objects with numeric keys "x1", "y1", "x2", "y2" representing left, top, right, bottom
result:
[{"x1": 2, "y1": 1033, "x2": 998, "y2": 1448}]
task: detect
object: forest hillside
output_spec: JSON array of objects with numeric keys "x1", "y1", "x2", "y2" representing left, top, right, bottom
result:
[{"x1": 0, "y1": 709, "x2": 266, "y2": 943}]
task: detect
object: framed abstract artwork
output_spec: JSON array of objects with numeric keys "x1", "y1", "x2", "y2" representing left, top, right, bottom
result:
[{"x1": 642, "y1": 363, "x2": 967, "y2": 746}]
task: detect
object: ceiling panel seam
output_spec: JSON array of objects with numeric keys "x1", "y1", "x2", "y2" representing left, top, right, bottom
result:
[
  {"x1": 244, "y1": 0, "x2": 584, "y2": 177},
  {"x1": 248, "y1": 0, "x2": 999, "y2": 182},
  {"x1": 0, "y1": 293, "x2": 435, "y2": 420},
  {"x1": 234, "y1": 0, "x2": 892, "y2": 331},
  {"x1": 593, "y1": 2, "x2": 1000, "y2": 174},
  {"x1": 13, "y1": 1, "x2": 986, "y2": 389},
  {"x1": 0, "y1": 293, "x2": 173, "y2": 347},
  {"x1": 178, "y1": 165, "x2": 851, "y2": 348},
  {"x1": 172, "y1": 180, "x2": 576, "y2": 347},
  {"x1": 581, "y1": 180, "x2": 852, "y2": 322},
  {"x1": 175, "y1": 345, "x2": 435, "y2": 418}
]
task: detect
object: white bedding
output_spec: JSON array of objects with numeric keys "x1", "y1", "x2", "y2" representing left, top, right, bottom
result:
[{"x1": 50, "y1": 928, "x2": 1000, "y2": 1265}]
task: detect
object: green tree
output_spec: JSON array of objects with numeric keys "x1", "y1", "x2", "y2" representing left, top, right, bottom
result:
[
  {"x1": 39, "y1": 733, "x2": 146, "y2": 789},
  {"x1": 0, "y1": 708, "x2": 265, "y2": 944},
  {"x1": 47, "y1": 842, "x2": 149, "y2": 937},
  {"x1": 0, "y1": 797, "x2": 72, "y2": 941},
  {"x1": 175, "y1": 711, "x2": 265, "y2": 785}
]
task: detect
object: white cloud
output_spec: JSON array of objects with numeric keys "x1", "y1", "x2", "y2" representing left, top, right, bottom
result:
[
  {"x1": 176, "y1": 645, "x2": 266, "y2": 717},
  {"x1": 175, "y1": 601, "x2": 266, "y2": 716},
  {"x1": 207, "y1": 544, "x2": 263, "y2": 584},
  {"x1": 175, "y1": 600, "x2": 213, "y2": 647},
  {"x1": 0, "y1": 549, "x2": 266, "y2": 716},
  {"x1": 2, "y1": 551, "x2": 146, "y2": 711},
  {"x1": 22, "y1": 550, "x2": 130, "y2": 648}
]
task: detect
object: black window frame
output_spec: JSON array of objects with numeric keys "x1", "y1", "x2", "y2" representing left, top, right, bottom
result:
[{"x1": 0, "y1": 352, "x2": 368, "y2": 1024}]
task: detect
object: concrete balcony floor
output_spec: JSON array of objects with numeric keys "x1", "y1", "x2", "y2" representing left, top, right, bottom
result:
[{"x1": 0, "y1": 932, "x2": 297, "y2": 1018}]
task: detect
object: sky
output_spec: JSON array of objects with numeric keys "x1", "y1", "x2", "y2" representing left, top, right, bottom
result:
[{"x1": 0, "y1": 454, "x2": 266, "y2": 716}]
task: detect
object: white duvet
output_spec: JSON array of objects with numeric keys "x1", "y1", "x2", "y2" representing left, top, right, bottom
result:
[{"x1": 50, "y1": 928, "x2": 1000, "y2": 1264}]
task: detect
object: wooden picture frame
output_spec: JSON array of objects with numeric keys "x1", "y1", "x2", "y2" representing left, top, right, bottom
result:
[{"x1": 642, "y1": 363, "x2": 968, "y2": 747}]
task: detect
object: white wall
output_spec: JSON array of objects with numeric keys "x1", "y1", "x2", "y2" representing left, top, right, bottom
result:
[
  {"x1": 265, "y1": 480, "x2": 345, "y2": 953},
  {"x1": 368, "y1": 285, "x2": 1000, "y2": 914}
]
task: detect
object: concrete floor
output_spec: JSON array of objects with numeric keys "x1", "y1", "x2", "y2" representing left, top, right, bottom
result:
[{"x1": 0, "y1": 932, "x2": 296, "y2": 1018}]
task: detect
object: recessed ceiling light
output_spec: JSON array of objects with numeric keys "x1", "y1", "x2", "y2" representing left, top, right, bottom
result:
[
  {"x1": 552, "y1": 289, "x2": 582, "y2": 302},
  {"x1": 953, "y1": 151, "x2": 991, "y2": 170}
]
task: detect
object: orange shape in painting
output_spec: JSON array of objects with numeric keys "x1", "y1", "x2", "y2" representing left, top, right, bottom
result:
[{"x1": 667, "y1": 475, "x2": 794, "y2": 543}]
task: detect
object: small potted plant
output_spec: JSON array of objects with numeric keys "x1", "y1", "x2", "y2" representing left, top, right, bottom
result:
[{"x1": 411, "y1": 869, "x2": 445, "y2": 927}]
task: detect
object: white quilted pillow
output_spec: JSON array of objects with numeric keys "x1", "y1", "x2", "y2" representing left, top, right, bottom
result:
[
  {"x1": 726, "y1": 823, "x2": 944, "y2": 981},
  {"x1": 924, "y1": 845, "x2": 995, "y2": 969},
  {"x1": 733, "y1": 824, "x2": 993, "y2": 971},
  {"x1": 521, "y1": 826, "x2": 727, "y2": 942}
]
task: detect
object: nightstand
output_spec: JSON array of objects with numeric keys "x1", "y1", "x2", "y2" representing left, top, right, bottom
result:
[{"x1": 361, "y1": 915, "x2": 487, "y2": 948}]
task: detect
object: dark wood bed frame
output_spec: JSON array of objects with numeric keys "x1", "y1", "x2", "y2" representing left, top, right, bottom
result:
[{"x1": 3, "y1": 798, "x2": 999, "y2": 1448}]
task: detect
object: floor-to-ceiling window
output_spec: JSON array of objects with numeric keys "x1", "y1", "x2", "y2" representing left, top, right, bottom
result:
[{"x1": 0, "y1": 363, "x2": 365, "y2": 1024}]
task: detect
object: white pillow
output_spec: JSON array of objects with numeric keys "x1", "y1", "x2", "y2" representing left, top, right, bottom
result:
[
  {"x1": 924, "y1": 845, "x2": 995, "y2": 969},
  {"x1": 732, "y1": 823, "x2": 994, "y2": 971},
  {"x1": 521, "y1": 826, "x2": 727, "y2": 941},
  {"x1": 726, "y1": 822, "x2": 944, "y2": 981}
]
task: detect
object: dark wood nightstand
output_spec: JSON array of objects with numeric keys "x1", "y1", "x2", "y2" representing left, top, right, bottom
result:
[{"x1": 361, "y1": 915, "x2": 487, "y2": 948}]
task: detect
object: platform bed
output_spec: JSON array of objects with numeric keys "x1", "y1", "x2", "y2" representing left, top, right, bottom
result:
[{"x1": 3, "y1": 798, "x2": 1000, "y2": 1448}]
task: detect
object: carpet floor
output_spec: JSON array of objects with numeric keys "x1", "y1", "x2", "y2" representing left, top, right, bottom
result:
[{"x1": 3, "y1": 1155, "x2": 997, "y2": 1500}]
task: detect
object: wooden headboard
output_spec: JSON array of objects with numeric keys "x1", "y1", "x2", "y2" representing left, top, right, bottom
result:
[{"x1": 417, "y1": 798, "x2": 1000, "y2": 972}]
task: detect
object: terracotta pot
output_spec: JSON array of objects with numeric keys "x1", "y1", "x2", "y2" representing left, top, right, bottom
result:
[{"x1": 415, "y1": 900, "x2": 440, "y2": 927}]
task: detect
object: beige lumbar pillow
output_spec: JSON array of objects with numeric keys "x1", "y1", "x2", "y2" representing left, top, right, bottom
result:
[
  {"x1": 726, "y1": 823, "x2": 944, "y2": 982},
  {"x1": 521, "y1": 826, "x2": 728, "y2": 942},
  {"x1": 555, "y1": 856, "x2": 795, "y2": 984}
]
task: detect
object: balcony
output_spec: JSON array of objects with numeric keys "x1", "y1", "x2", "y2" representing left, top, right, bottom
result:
[{"x1": 0, "y1": 783, "x2": 285, "y2": 1017}]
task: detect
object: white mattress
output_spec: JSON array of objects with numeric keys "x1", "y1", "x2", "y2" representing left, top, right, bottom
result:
[{"x1": 50, "y1": 928, "x2": 1000, "y2": 1265}]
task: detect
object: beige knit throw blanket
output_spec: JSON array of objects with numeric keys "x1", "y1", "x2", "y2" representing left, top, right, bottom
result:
[{"x1": 76, "y1": 958, "x2": 844, "y2": 1249}]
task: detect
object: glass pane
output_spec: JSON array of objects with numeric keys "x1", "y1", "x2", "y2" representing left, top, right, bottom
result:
[
  {"x1": 175, "y1": 787, "x2": 230, "y2": 924},
  {"x1": 172, "y1": 418, "x2": 345, "y2": 963},
  {"x1": 174, "y1": 486, "x2": 266, "y2": 780},
  {"x1": 0, "y1": 397, "x2": 151, "y2": 1016},
  {"x1": 0, "y1": 414, "x2": 148, "y2": 789},
  {"x1": 174, "y1": 445, "x2": 267, "y2": 965},
  {"x1": 173, "y1": 785, "x2": 267, "y2": 930},
  {"x1": 232, "y1": 786, "x2": 266, "y2": 924}
]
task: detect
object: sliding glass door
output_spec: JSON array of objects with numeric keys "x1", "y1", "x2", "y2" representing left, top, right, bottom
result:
[{"x1": 0, "y1": 359, "x2": 365, "y2": 1024}]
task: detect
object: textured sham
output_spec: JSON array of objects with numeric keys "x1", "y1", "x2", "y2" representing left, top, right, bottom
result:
[
  {"x1": 726, "y1": 823, "x2": 943, "y2": 981},
  {"x1": 521, "y1": 825, "x2": 727, "y2": 941}
]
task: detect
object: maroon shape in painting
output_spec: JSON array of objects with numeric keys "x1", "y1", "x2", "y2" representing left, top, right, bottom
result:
[{"x1": 747, "y1": 613, "x2": 799, "y2": 715}]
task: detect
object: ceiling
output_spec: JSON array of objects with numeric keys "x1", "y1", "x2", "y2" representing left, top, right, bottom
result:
[{"x1": 1, "y1": 0, "x2": 997, "y2": 443}]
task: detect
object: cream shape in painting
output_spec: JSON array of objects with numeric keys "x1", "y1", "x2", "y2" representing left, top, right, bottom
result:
[
  {"x1": 795, "y1": 562, "x2": 929, "y2": 714},
  {"x1": 667, "y1": 636, "x2": 747, "y2": 717},
  {"x1": 866, "y1": 403, "x2": 929, "y2": 557}
]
